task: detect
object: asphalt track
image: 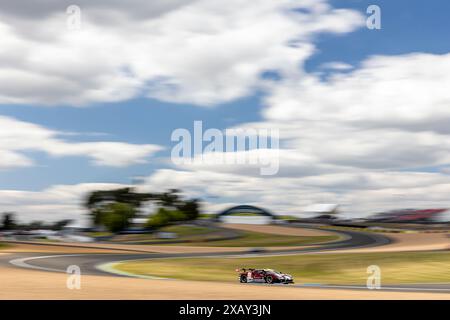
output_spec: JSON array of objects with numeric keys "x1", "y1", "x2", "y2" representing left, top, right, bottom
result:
[
  {"x1": 2, "y1": 228, "x2": 450, "y2": 294},
  {"x1": 3, "y1": 228, "x2": 388, "y2": 275}
]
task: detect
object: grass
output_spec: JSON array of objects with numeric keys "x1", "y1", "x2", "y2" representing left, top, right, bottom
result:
[
  {"x1": 32, "y1": 238, "x2": 61, "y2": 243},
  {"x1": 0, "y1": 242, "x2": 10, "y2": 250},
  {"x1": 112, "y1": 225, "x2": 219, "y2": 243},
  {"x1": 114, "y1": 251, "x2": 450, "y2": 285},
  {"x1": 117, "y1": 224, "x2": 340, "y2": 246},
  {"x1": 182, "y1": 232, "x2": 339, "y2": 247},
  {"x1": 111, "y1": 225, "x2": 339, "y2": 246},
  {"x1": 159, "y1": 225, "x2": 213, "y2": 236},
  {"x1": 86, "y1": 231, "x2": 114, "y2": 237}
]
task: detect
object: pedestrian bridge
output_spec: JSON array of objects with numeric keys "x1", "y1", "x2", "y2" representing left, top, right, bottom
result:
[{"x1": 216, "y1": 205, "x2": 276, "y2": 225}]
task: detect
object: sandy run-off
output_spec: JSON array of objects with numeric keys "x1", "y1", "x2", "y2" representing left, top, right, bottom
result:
[
  {"x1": 1, "y1": 226, "x2": 449, "y2": 299},
  {"x1": 0, "y1": 265, "x2": 448, "y2": 300},
  {"x1": 334, "y1": 232, "x2": 450, "y2": 254}
]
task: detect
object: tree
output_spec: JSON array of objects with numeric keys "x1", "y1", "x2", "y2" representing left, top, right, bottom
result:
[
  {"x1": 85, "y1": 188, "x2": 202, "y2": 232},
  {"x1": 146, "y1": 208, "x2": 188, "y2": 229},
  {"x1": 151, "y1": 190, "x2": 200, "y2": 227},
  {"x1": 51, "y1": 219, "x2": 73, "y2": 231},
  {"x1": 156, "y1": 189, "x2": 181, "y2": 209},
  {"x1": 99, "y1": 202, "x2": 136, "y2": 233},
  {"x1": 176, "y1": 199, "x2": 200, "y2": 220},
  {"x1": 28, "y1": 221, "x2": 44, "y2": 230},
  {"x1": 85, "y1": 188, "x2": 153, "y2": 229},
  {"x1": 145, "y1": 208, "x2": 171, "y2": 229},
  {"x1": 86, "y1": 188, "x2": 154, "y2": 210},
  {"x1": 1, "y1": 212, "x2": 16, "y2": 230}
]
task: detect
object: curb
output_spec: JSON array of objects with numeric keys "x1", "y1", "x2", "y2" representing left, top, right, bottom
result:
[{"x1": 96, "y1": 261, "x2": 170, "y2": 280}]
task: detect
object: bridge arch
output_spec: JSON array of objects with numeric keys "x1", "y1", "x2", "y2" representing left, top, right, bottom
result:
[{"x1": 216, "y1": 205, "x2": 277, "y2": 223}]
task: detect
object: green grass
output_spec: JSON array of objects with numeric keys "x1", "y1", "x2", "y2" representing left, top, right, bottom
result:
[
  {"x1": 112, "y1": 225, "x2": 219, "y2": 243},
  {"x1": 110, "y1": 225, "x2": 339, "y2": 246},
  {"x1": 86, "y1": 231, "x2": 114, "y2": 237},
  {"x1": 0, "y1": 242, "x2": 10, "y2": 250},
  {"x1": 159, "y1": 225, "x2": 213, "y2": 236},
  {"x1": 182, "y1": 232, "x2": 339, "y2": 247},
  {"x1": 32, "y1": 237, "x2": 61, "y2": 243},
  {"x1": 115, "y1": 251, "x2": 450, "y2": 285}
]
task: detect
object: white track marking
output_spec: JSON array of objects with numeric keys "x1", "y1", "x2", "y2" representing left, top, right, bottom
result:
[
  {"x1": 96, "y1": 261, "x2": 169, "y2": 280},
  {"x1": 9, "y1": 254, "x2": 84, "y2": 273},
  {"x1": 300, "y1": 284, "x2": 450, "y2": 292}
]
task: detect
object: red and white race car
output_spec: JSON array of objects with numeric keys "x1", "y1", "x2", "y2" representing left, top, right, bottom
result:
[{"x1": 236, "y1": 268, "x2": 294, "y2": 284}]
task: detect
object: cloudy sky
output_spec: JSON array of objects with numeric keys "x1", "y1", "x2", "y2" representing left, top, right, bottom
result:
[{"x1": 1, "y1": 0, "x2": 450, "y2": 225}]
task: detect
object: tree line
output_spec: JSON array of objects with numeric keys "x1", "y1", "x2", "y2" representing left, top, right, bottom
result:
[
  {"x1": 0, "y1": 212, "x2": 72, "y2": 231},
  {"x1": 86, "y1": 188, "x2": 200, "y2": 232},
  {"x1": 1, "y1": 188, "x2": 201, "y2": 233}
]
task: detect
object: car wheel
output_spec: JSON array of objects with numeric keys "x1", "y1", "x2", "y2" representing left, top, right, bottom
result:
[
  {"x1": 265, "y1": 276, "x2": 273, "y2": 284},
  {"x1": 240, "y1": 275, "x2": 247, "y2": 283}
]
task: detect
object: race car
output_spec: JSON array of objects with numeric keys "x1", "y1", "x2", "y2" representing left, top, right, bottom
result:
[{"x1": 236, "y1": 268, "x2": 294, "y2": 284}]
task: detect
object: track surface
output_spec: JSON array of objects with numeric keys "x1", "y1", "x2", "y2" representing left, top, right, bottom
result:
[
  {"x1": 2, "y1": 228, "x2": 387, "y2": 275},
  {"x1": 2, "y1": 227, "x2": 449, "y2": 294}
]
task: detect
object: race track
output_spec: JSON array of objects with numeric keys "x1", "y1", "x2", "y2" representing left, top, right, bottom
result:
[
  {"x1": 1, "y1": 225, "x2": 449, "y2": 298},
  {"x1": 2, "y1": 227, "x2": 388, "y2": 276}
]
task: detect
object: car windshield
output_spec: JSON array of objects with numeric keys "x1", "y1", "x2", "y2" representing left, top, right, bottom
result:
[{"x1": 265, "y1": 269, "x2": 282, "y2": 274}]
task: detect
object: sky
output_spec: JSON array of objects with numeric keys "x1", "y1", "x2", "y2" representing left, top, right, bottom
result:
[{"x1": 1, "y1": 0, "x2": 450, "y2": 225}]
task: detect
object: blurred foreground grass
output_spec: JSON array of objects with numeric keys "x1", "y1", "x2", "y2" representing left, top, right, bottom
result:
[
  {"x1": 112, "y1": 225, "x2": 219, "y2": 243},
  {"x1": 115, "y1": 251, "x2": 450, "y2": 285},
  {"x1": 0, "y1": 242, "x2": 10, "y2": 249},
  {"x1": 112, "y1": 225, "x2": 339, "y2": 246},
  {"x1": 181, "y1": 232, "x2": 338, "y2": 247}
]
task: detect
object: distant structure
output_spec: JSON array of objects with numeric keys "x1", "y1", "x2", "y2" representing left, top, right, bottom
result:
[
  {"x1": 129, "y1": 216, "x2": 149, "y2": 231},
  {"x1": 302, "y1": 203, "x2": 339, "y2": 219},
  {"x1": 216, "y1": 205, "x2": 276, "y2": 225},
  {"x1": 368, "y1": 208, "x2": 448, "y2": 223}
]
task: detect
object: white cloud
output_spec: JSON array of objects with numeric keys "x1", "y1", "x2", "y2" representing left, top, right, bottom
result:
[
  {"x1": 7, "y1": 51, "x2": 450, "y2": 220},
  {"x1": 319, "y1": 61, "x2": 353, "y2": 70},
  {"x1": 2, "y1": 1, "x2": 450, "y2": 223},
  {"x1": 136, "y1": 169, "x2": 450, "y2": 220},
  {"x1": 0, "y1": 150, "x2": 33, "y2": 169},
  {"x1": 4, "y1": 169, "x2": 450, "y2": 225},
  {"x1": 0, "y1": 0, "x2": 364, "y2": 106},
  {"x1": 0, "y1": 183, "x2": 130, "y2": 226},
  {"x1": 142, "y1": 52, "x2": 450, "y2": 218},
  {"x1": 0, "y1": 116, "x2": 163, "y2": 168},
  {"x1": 264, "y1": 53, "x2": 450, "y2": 125}
]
